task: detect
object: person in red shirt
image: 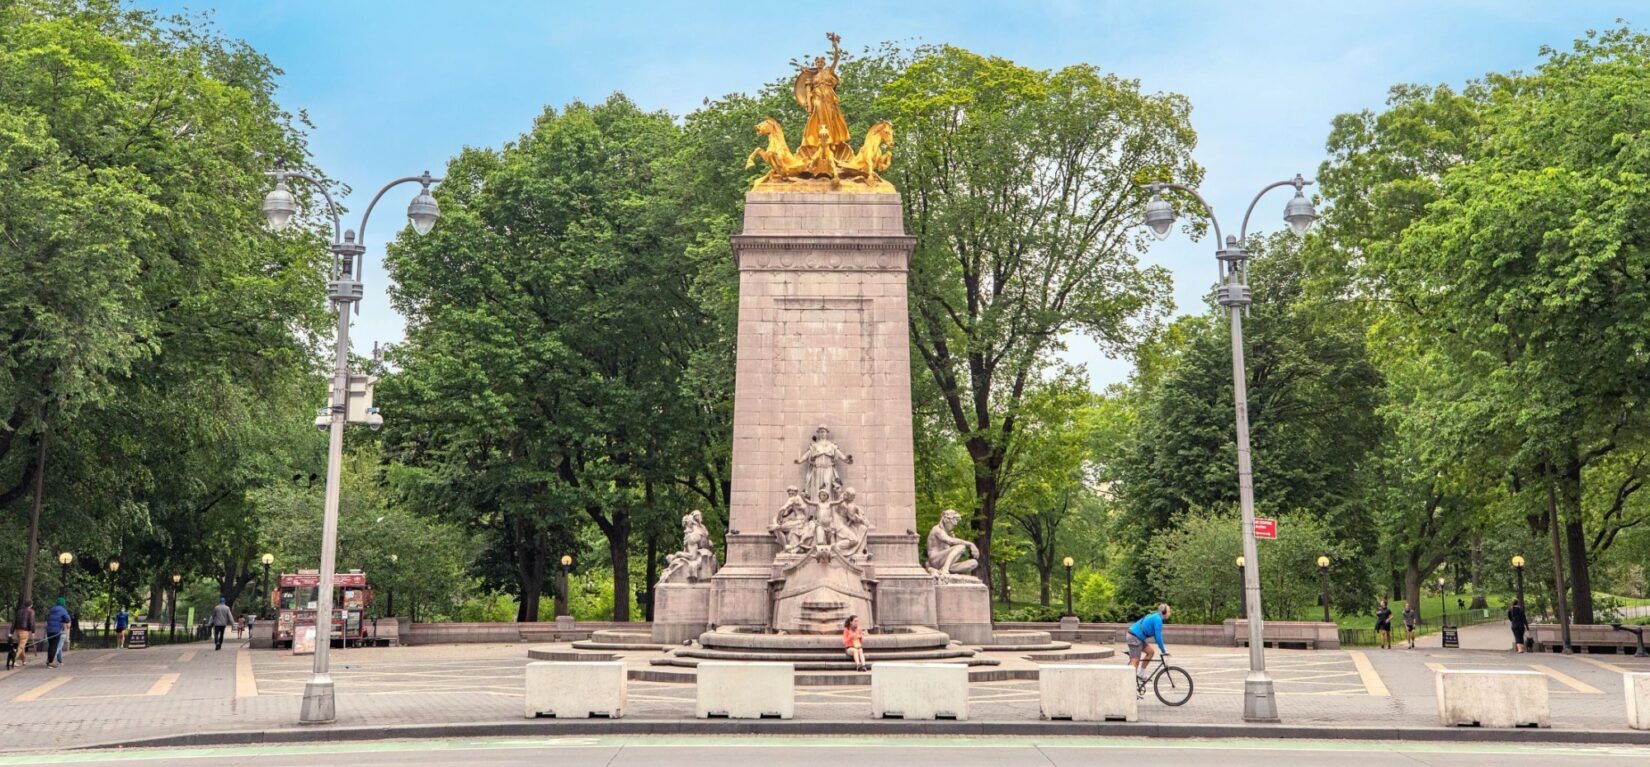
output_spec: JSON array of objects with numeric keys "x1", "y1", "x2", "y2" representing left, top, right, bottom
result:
[{"x1": 842, "y1": 615, "x2": 867, "y2": 672}]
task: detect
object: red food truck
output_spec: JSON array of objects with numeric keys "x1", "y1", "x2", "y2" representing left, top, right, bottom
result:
[{"x1": 271, "y1": 570, "x2": 372, "y2": 649}]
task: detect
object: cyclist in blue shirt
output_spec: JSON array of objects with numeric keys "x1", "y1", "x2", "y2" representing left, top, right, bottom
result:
[{"x1": 1126, "y1": 603, "x2": 1172, "y2": 686}]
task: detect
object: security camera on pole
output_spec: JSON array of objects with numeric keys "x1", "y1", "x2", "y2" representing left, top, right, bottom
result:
[{"x1": 261, "y1": 160, "x2": 441, "y2": 725}]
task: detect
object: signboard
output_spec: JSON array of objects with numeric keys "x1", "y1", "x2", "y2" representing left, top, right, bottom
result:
[
  {"x1": 127, "y1": 624, "x2": 148, "y2": 649},
  {"x1": 281, "y1": 572, "x2": 368, "y2": 589},
  {"x1": 293, "y1": 623, "x2": 317, "y2": 655},
  {"x1": 1442, "y1": 629, "x2": 1459, "y2": 649},
  {"x1": 1253, "y1": 518, "x2": 1278, "y2": 539}
]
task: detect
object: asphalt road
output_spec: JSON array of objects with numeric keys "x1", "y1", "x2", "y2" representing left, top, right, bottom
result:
[{"x1": 3, "y1": 737, "x2": 1648, "y2": 767}]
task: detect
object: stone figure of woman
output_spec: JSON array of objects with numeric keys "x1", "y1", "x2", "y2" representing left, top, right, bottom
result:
[
  {"x1": 661, "y1": 510, "x2": 718, "y2": 583},
  {"x1": 795, "y1": 425, "x2": 852, "y2": 503}
]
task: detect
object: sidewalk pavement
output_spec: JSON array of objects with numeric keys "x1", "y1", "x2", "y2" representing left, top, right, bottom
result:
[{"x1": 1, "y1": 635, "x2": 1648, "y2": 753}]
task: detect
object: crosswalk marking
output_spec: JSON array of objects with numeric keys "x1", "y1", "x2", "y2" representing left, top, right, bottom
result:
[
  {"x1": 13, "y1": 675, "x2": 70, "y2": 702},
  {"x1": 235, "y1": 649, "x2": 257, "y2": 698},
  {"x1": 1529, "y1": 663, "x2": 1602, "y2": 694},
  {"x1": 1346, "y1": 651, "x2": 1389, "y2": 696},
  {"x1": 145, "y1": 673, "x2": 179, "y2": 697},
  {"x1": 178, "y1": 651, "x2": 196, "y2": 663}
]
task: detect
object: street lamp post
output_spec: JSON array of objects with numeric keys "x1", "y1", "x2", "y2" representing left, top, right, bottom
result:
[
  {"x1": 170, "y1": 573, "x2": 181, "y2": 642},
  {"x1": 386, "y1": 553, "x2": 399, "y2": 618},
  {"x1": 57, "y1": 552, "x2": 72, "y2": 599},
  {"x1": 1511, "y1": 555, "x2": 1526, "y2": 606},
  {"x1": 558, "y1": 555, "x2": 573, "y2": 618},
  {"x1": 1236, "y1": 556, "x2": 1247, "y2": 619},
  {"x1": 1316, "y1": 556, "x2": 1332, "y2": 623},
  {"x1": 261, "y1": 161, "x2": 441, "y2": 725},
  {"x1": 1438, "y1": 575, "x2": 1449, "y2": 629},
  {"x1": 1141, "y1": 173, "x2": 1317, "y2": 723},
  {"x1": 105, "y1": 560, "x2": 120, "y2": 637},
  {"x1": 261, "y1": 554, "x2": 274, "y2": 620},
  {"x1": 1062, "y1": 556, "x2": 1075, "y2": 617}
]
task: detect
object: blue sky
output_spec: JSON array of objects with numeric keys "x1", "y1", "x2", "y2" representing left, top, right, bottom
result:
[{"x1": 146, "y1": 0, "x2": 1633, "y2": 387}]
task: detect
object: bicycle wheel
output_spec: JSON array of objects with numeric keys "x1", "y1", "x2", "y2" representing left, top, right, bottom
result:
[{"x1": 1154, "y1": 665, "x2": 1194, "y2": 706}]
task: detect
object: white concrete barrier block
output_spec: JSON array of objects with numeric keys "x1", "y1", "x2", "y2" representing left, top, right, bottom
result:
[
  {"x1": 1435, "y1": 669, "x2": 1548, "y2": 728},
  {"x1": 1039, "y1": 664, "x2": 1137, "y2": 722},
  {"x1": 871, "y1": 662, "x2": 969, "y2": 720},
  {"x1": 696, "y1": 661, "x2": 794, "y2": 719},
  {"x1": 1627, "y1": 673, "x2": 1650, "y2": 730},
  {"x1": 524, "y1": 661, "x2": 626, "y2": 719}
]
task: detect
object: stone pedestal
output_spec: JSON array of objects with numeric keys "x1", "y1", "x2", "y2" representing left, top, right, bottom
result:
[
  {"x1": 710, "y1": 191, "x2": 922, "y2": 630},
  {"x1": 935, "y1": 579, "x2": 993, "y2": 645},
  {"x1": 652, "y1": 582, "x2": 712, "y2": 644},
  {"x1": 771, "y1": 556, "x2": 873, "y2": 633}
]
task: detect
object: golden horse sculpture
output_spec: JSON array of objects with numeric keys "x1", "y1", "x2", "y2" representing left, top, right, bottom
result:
[{"x1": 745, "y1": 33, "x2": 896, "y2": 193}]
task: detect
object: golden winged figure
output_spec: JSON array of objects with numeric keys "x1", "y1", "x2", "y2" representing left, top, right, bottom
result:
[{"x1": 744, "y1": 32, "x2": 895, "y2": 193}]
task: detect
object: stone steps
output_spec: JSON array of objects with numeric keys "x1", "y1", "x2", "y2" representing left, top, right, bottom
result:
[
  {"x1": 975, "y1": 642, "x2": 1072, "y2": 652},
  {"x1": 570, "y1": 629, "x2": 670, "y2": 652},
  {"x1": 667, "y1": 647, "x2": 984, "y2": 663},
  {"x1": 650, "y1": 656, "x2": 1001, "y2": 670},
  {"x1": 1023, "y1": 648, "x2": 1115, "y2": 662}
]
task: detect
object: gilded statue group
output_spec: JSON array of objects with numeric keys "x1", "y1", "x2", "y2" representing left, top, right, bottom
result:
[{"x1": 745, "y1": 33, "x2": 896, "y2": 192}]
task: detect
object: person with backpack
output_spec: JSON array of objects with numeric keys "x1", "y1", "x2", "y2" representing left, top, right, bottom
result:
[{"x1": 45, "y1": 598, "x2": 71, "y2": 668}]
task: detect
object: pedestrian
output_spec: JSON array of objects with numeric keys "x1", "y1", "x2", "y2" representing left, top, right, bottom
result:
[
  {"x1": 45, "y1": 598, "x2": 70, "y2": 668},
  {"x1": 114, "y1": 607, "x2": 129, "y2": 650},
  {"x1": 842, "y1": 614, "x2": 868, "y2": 672},
  {"x1": 1508, "y1": 599, "x2": 1528, "y2": 653},
  {"x1": 210, "y1": 597, "x2": 234, "y2": 651},
  {"x1": 1402, "y1": 600, "x2": 1419, "y2": 649},
  {"x1": 11, "y1": 600, "x2": 35, "y2": 668},
  {"x1": 1374, "y1": 598, "x2": 1393, "y2": 649}
]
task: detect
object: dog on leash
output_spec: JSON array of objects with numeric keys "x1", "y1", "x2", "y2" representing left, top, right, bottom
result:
[{"x1": 4, "y1": 638, "x2": 15, "y2": 670}]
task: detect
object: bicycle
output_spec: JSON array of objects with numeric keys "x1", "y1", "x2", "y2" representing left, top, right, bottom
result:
[{"x1": 1134, "y1": 653, "x2": 1194, "y2": 706}]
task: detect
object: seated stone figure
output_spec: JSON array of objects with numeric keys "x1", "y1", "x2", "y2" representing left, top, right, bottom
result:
[
  {"x1": 830, "y1": 488, "x2": 871, "y2": 559},
  {"x1": 769, "y1": 485, "x2": 812, "y2": 552},
  {"x1": 660, "y1": 510, "x2": 719, "y2": 583},
  {"x1": 925, "y1": 508, "x2": 978, "y2": 576}
]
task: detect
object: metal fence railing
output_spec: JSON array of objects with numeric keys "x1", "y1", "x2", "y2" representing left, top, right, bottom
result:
[{"x1": 1338, "y1": 607, "x2": 1509, "y2": 647}]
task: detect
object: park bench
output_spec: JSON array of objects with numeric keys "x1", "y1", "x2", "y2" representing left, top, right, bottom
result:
[
  {"x1": 1528, "y1": 623, "x2": 1649, "y2": 654},
  {"x1": 1229, "y1": 620, "x2": 1340, "y2": 650}
]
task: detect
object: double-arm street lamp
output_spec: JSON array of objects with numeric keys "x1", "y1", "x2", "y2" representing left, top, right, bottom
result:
[
  {"x1": 262, "y1": 162, "x2": 441, "y2": 725},
  {"x1": 1141, "y1": 173, "x2": 1317, "y2": 723}
]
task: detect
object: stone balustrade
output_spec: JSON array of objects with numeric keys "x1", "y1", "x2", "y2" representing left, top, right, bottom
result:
[{"x1": 524, "y1": 661, "x2": 626, "y2": 719}]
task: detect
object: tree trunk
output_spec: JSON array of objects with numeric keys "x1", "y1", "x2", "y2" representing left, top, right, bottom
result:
[
  {"x1": 1403, "y1": 550, "x2": 1423, "y2": 616},
  {"x1": 606, "y1": 509, "x2": 631, "y2": 622},
  {"x1": 968, "y1": 446, "x2": 999, "y2": 601},
  {"x1": 1547, "y1": 482, "x2": 1573, "y2": 651},
  {"x1": 1469, "y1": 537, "x2": 1488, "y2": 610},
  {"x1": 1038, "y1": 564, "x2": 1051, "y2": 607},
  {"x1": 18, "y1": 430, "x2": 46, "y2": 610},
  {"x1": 1565, "y1": 518, "x2": 1593, "y2": 623},
  {"x1": 1559, "y1": 467, "x2": 1593, "y2": 623},
  {"x1": 520, "y1": 574, "x2": 543, "y2": 623},
  {"x1": 996, "y1": 562, "x2": 1010, "y2": 604}
]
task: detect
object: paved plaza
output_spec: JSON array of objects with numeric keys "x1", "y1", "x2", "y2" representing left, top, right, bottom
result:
[{"x1": 0, "y1": 622, "x2": 1648, "y2": 754}]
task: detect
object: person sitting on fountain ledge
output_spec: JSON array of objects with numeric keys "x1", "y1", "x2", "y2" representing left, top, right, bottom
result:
[
  {"x1": 926, "y1": 509, "x2": 979, "y2": 578},
  {"x1": 843, "y1": 614, "x2": 868, "y2": 672}
]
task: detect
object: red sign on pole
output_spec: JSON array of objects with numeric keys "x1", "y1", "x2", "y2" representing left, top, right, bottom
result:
[{"x1": 1253, "y1": 518, "x2": 1278, "y2": 539}]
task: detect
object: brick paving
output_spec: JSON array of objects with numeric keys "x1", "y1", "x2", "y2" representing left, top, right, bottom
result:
[{"x1": 0, "y1": 633, "x2": 1645, "y2": 753}]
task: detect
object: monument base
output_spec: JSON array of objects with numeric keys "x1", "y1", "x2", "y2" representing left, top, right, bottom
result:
[
  {"x1": 652, "y1": 582, "x2": 713, "y2": 644},
  {"x1": 935, "y1": 579, "x2": 993, "y2": 645},
  {"x1": 772, "y1": 556, "x2": 874, "y2": 634}
]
